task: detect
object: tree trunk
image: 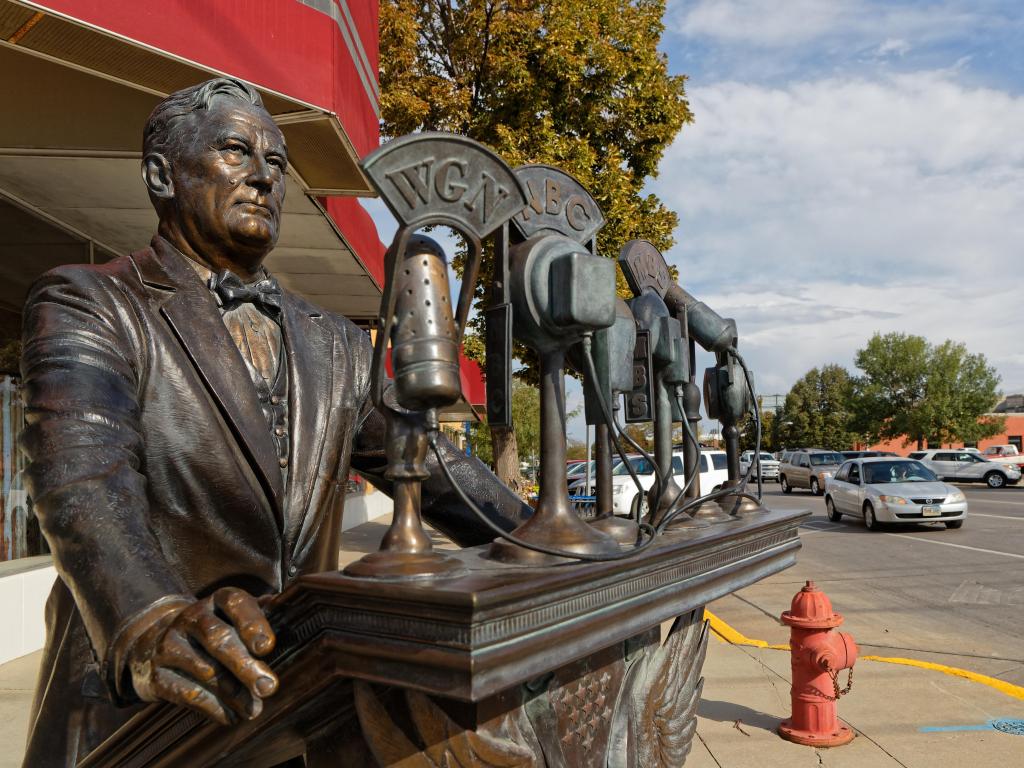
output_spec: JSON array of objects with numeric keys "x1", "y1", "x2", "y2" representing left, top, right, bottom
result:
[{"x1": 491, "y1": 423, "x2": 525, "y2": 495}]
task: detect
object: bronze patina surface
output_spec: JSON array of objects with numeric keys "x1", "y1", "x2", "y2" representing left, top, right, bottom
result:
[
  {"x1": 80, "y1": 507, "x2": 805, "y2": 767},
  {"x1": 19, "y1": 79, "x2": 530, "y2": 768}
]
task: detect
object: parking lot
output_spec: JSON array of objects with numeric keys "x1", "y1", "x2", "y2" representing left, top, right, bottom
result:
[{"x1": 709, "y1": 483, "x2": 1024, "y2": 687}]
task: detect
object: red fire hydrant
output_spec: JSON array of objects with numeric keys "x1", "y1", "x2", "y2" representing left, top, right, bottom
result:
[{"x1": 778, "y1": 581, "x2": 858, "y2": 747}]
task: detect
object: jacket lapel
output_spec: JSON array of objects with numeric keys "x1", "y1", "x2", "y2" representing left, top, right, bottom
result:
[
  {"x1": 282, "y1": 297, "x2": 335, "y2": 553},
  {"x1": 132, "y1": 239, "x2": 285, "y2": 523}
]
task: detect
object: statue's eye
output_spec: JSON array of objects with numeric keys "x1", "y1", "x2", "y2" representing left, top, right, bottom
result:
[{"x1": 224, "y1": 142, "x2": 247, "y2": 155}]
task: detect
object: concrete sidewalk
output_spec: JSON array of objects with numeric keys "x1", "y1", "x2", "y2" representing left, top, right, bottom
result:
[
  {"x1": 3, "y1": 518, "x2": 1024, "y2": 766},
  {"x1": 688, "y1": 624, "x2": 1024, "y2": 767}
]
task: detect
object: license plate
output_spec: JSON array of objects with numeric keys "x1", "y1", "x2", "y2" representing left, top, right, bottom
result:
[{"x1": 922, "y1": 505, "x2": 941, "y2": 516}]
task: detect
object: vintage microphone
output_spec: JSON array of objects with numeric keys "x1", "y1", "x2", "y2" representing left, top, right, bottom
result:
[
  {"x1": 664, "y1": 285, "x2": 764, "y2": 515},
  {"x1": 345, "y1": 133, "x2": 529, "y2": 580},
  {"x1": 619, "y1": 242, "x2": 731, "y2": 528}
]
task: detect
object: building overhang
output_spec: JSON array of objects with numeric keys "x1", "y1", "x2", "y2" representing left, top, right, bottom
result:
[
  {"x1": 1, "y1": 1, "x2": 379, "y2": 196},
  {"x1": 0, "y1": 0, "x2": 386, "y2": 326}
]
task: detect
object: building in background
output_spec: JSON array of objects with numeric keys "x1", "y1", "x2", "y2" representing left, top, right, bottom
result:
[
  {"x1": 0, "y1": 0, "x2": 484, "y2": 663},
  {"x1": 868, "y1": 394, "x2": 1024, "y2": 455}
]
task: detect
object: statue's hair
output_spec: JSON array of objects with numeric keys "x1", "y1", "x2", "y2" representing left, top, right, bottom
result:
[{"x1": 143, "y1": 78, "x2": 265, "y2": 157}]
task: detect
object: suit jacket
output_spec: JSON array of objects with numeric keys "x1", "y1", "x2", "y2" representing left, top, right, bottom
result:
[{"x1": 19, "y1": 237, "x2": 529, "y2": 767}]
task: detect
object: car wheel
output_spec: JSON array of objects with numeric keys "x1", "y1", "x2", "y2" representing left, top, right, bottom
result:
[
  {"x1": 825, "y1": 497, "x2": 842, "y2": 522},
  {"x1": 863, "y1": 502, "x2": 879, "y2": 531},
  {"x1": 945, "y1": 520, "x2": 964, "y2": 529},
  {"x1": 985, "y1": 471, "x2": 1006, "y2": 489},
  {"x1": 810, "y1": 477, "x2": 821, "y2": 496},
  {"x1": 780, "y1": 476, "x2": 792, "y2": 494},
  {"x1": 630, "y1": 494, "x2": 642, "y2": 518}
]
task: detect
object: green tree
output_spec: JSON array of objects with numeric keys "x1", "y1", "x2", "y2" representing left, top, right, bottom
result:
[
  {"x1": 853, "y1": 333, "x2": 1004, "y2": 448},
  {"x1": 739, "y1": 406, "x2": 778, "y2": 453},
  {"x1": 565, "y1": 440, "x2": 589, "y2": 460},
  {"x1": 621, "y1": 422, "x2": 654, "y2": 454},
  {"x1": 380, "y1": 0, "x2": 692, "y2": 486},
  {"x1": 468, "y1": 379, "x2": 541, "y2": 468},
  {"x1": 778, "y1": 365, "x2": 859, "y2": 450}
]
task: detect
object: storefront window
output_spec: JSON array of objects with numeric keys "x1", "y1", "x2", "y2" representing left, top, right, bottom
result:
[{"x1": 1, "y1": 374, "x2": 46, "y2": 562}]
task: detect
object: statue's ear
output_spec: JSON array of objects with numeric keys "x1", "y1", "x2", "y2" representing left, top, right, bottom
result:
[{"x1": 142, "y1": 153, "x2": 174, "y2": 200}]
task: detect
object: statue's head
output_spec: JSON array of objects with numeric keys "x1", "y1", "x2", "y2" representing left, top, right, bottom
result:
[{"x1": 142, "y1": 78, "x2": 287, "y2": 272}]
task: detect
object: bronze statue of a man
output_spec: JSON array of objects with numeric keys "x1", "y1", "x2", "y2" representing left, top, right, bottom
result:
[{"x1": 20, "y1": 78, "x2": 527, "y2": 767}]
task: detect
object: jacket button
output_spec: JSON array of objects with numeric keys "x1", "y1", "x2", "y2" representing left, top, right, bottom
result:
[
  {"x1": 287, "y1": 565, "x2": 297, "y2": 577},
  {"x1": 279, "y1": 457, "x2": 288, "y2": 468},
  {"x1": 271, "y1": 395, "x2": 282, "y2": 405},
  {"x1": 275, "y1": 426, "x2": 286, "y2": 437}
]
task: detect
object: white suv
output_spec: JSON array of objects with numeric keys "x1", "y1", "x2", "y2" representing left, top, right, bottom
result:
[
  {"x1": 608, "y1": 450, "x2": 730, "y2": 517},
  {"x1": 740, "y1": 450, "x2": 780, "y2": 481},
  {"x1": 909, "y1": 449, "x2": 1021, "y2": 489}
]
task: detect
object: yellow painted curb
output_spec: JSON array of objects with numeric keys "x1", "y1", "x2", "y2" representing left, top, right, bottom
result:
[
  {"x1": 703, "y1": 609, "x2": 1024, "y2": 701},
  {"x1": 860, "y1": 655, "x2": 1024, "y2": 701}
]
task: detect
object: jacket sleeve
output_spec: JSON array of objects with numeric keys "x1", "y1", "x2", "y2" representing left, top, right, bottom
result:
[
  {"x1": 342, "y1": 327, "x2": 532, "y2": 548},
  {"x1": 20, "y1": 266, "x2": 192, "y2": 696}
]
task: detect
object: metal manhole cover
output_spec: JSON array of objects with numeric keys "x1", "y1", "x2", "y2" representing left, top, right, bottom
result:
[{"x1": 992, "y1": 719, "x2": 1024, "y2": 736}]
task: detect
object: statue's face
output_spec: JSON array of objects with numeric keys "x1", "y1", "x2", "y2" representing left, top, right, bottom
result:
[{"x1": 169, "y1": 100, "x2": 287, "y2": 263}]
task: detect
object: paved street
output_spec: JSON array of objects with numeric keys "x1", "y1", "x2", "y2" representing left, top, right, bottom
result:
[{"x1": 709, "y1": 483, "x2": 1024, "y2": 688}]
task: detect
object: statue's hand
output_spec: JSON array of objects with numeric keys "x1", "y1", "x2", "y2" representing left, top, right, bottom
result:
[{"x1": 127, "y1": 587, "x2": 278, "y2": 725}]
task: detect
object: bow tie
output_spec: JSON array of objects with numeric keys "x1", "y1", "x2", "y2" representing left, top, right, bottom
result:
[{"x1": 209, "y1": 270, "x2": 283, "y2": 317}]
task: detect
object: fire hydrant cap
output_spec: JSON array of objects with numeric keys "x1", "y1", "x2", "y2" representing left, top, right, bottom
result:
[{"x1": 781, "y1": 580, "x2": 844, "y2": 629}]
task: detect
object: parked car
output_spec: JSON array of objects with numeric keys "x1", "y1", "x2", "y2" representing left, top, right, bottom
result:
[
  {"x1": 840, "y1": 450, "x2": 897, "y2": 460},
  {"x1": 566, "y1": 460, "x2": 598, "y2": 492},
  {"x1": 779, "y1": 449, "x2": 846, "y2": 496},
  {"x1": 979, "y1": 444, "x2": 1024, "y2": 470},
  {"x1": 908, "y1": 450, "x2": 1021, "y2": 488},
  {"x1": 587, "y1": 450, "x2": 730, "y2": 517},
  {"x1": 824, "y1": 457, "x2": 966, "y2": 531},
  {"x1": 739, "y1": 450, "x2": 780, "y2": 481}
]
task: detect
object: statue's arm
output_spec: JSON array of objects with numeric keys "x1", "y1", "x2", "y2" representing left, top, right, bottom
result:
[
  {"x1": 348, "y1": 401, "x2": 532, "y2": 547},
  {"x1": 20, "y1": 267, "x2": 191, "y2": 699}
]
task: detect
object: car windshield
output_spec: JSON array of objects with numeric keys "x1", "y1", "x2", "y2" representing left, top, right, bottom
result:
[
  {"x1": 809, "y1": 453, "x2": 844, "y2": 466},
  {"x1": 612, "y1": 457, "x2": 654, "y2": 476},
  {"x1": 567, "y1": 461, "x2": 594, "y2": 476},
  {"x1": 760, "y1": 453, "x2": 774, "y2": 461},
  {"x1": 864, "y1": 460, "x2": 937, "y2": 484}
]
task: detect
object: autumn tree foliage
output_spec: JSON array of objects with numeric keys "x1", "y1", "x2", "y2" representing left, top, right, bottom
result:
[{"x1": 379, "y1": 0, "x2": 692, "y2": 487}]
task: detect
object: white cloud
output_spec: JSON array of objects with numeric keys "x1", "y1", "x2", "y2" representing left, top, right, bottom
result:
[
  {"x1": 652, "y1": 70, "x2": 1024, "y2": 397},
  {"x1": 669, "y1": 0, "x2": 983, "y2": 50},
  {"x1": 875, "y1": 37, "x2": 911, "y2": 57},
  {"x1": 672, "y1": 0, "x2": 854, "y2": 46}
]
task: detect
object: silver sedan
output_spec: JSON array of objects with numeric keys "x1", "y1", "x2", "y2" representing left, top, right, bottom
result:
[{"x1": 824, "y1": 457, "x2": 967, "y2": 531}]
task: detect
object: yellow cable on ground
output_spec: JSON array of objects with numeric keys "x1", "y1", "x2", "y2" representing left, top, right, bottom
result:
[{"x1": 703, "y1": 609, "x2": 1024, "y2": 702}]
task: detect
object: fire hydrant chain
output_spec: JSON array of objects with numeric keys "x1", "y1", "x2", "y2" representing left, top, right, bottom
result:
[{"x1": 824, "y1": 664, "x2": 854, "y2": 701}]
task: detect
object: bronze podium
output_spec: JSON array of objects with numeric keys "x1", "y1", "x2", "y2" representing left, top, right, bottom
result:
[{"x1": 79, "y1": 510, "x2": 804, "y2": 767}]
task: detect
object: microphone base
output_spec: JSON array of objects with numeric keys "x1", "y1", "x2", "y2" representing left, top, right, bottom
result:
[
  {"x1": 664, "y1": 500, "x2": 733, "y2": 529},
  {"x1": 590, "y1": 513, "x2": 640, "y2": 544},
  {"x1": 343, "y1": 550, "x2": 467, "y2": 581},
  {"x1": 723, "y1": 493, "x2": 768, "y2": 516},
  {"x1": 487, "y1": 507, "x2": 621, "y2": 566}
]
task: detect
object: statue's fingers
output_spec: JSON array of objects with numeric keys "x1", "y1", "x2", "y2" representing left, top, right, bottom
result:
[
  {"x1": 206, "y1": 670, "x2": 265, "y2": 721},
  {"x1": 152, "y1": 628, "x2": 217, "y2": 685},
  {"x1": 213, "y1": 587, "x2": 276, "y2": 656},
  {"x1": 151, "y1": 668, "x2": 232, "y2": 727},
  {"x1": 182, "y1": 608, "x2": 278, "y2": 701}
]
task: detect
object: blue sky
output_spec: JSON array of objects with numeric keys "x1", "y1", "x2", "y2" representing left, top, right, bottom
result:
[
  {"x1": 365, "y1": 0, "x2": 1024, "y2": 441},
  {"x1": 651, "y1": 0, "x2": 1024, "y2": 410}
]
